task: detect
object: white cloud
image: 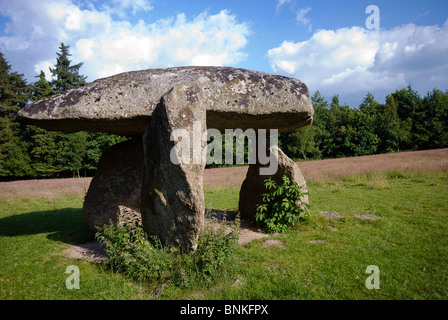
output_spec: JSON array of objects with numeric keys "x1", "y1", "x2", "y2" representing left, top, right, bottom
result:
[
  {"x1": 75, "y1": 9, "x2": 250, "y2": 79},
  {"x1": 268, "y1": 21, "x2": 448, "y2": 103},
  {"x1": 275, "y1": 0, "x2": 292, "y2": 14},
  {"x1": 34, "y1": 60, "x2": 55, "y2": 81},
  {"x1": 0, "y1": 35, "x2": 30, "y2": 51},
  {"x1": 268, "y1": 27, "x2": 380, "y2": 86},
  {"x1": 76, "y1": 38, "x2": 97, "y2": 60},
  {"x1": 0, "y1": 0, "x2": 250, "y2": 81},
  {"x1": 296, "y1": 7, "x2": 312, "y2": 30},
  {"x1": 103, "y1": 0, "x2": 153, "y2": 18},
  {"x1": 275, "y1": 1, "x2": 312, "y2": 31}
]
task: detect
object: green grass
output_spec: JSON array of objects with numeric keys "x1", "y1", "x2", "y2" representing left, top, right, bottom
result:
[{"x1": 1, "y1": 171, "x2": 448, "y2": 299}]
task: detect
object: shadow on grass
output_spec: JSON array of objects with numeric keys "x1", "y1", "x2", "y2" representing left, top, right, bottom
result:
[
  {"x1": 0, "y1": 207, "x2": 91, "y2": 244},
  {"x1": 205, "y1": 209, "x2": 239, "y2": 221},
  {"x1": 0, "y1": 207, "x2": 256, "y2": 248}
]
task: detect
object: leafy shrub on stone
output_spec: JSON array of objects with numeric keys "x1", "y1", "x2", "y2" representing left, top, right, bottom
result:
[{"x1": 256, "y1": 175, "x2": 309, "y2": 234}]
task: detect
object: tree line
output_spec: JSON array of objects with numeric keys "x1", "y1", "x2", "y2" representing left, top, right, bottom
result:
[
  {"x1": 1, "y1": 43, "x2": 448, "y2": 180},
  {"x1": 279, "y1": 87, "x2": 448, "y2": 160},
  {"x1": 0, "y1": 43, "x2": 126, "y2": 180}
]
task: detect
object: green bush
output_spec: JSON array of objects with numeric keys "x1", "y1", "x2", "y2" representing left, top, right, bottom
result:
[
  {"x1": 95, "y1": 218, "x2": 173, "y2": 282},
  {"x1": 95, "y1": 214, "x2": 240, "y2": 288},
  {"x1": 256, "y1": 175, "x2": 309, "y2": 234}
]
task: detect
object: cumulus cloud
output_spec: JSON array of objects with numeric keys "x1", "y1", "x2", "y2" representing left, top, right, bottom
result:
[
  {"x1": 33, "y1": 60, "x2": 55, "y2": 81},
  {"x1": 0, "y1": 0, "x2": 250, "y2": 81},
  {"x1": 80, "y1": 9, "x2": 250, "y2": 79},
  {"x1": 268, "y1": 21, "x2": 448, "y2": 103}
]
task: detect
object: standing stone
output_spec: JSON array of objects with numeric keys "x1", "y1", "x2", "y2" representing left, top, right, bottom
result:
[
  {"x1": 141, "y1": 85, "x2": 207, "y2": 251},
  {"x1": 83, "y1": 138, "x2": 144, "y2": 232},
  {"x1": 238, "y1": 145, "x2": 308, "y2": 222}
]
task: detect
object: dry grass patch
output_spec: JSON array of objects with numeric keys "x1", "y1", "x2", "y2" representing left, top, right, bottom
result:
[
  {"x1": 298, "y1": 148, "x2": 448, "y2": 182},
  {"x1": 0, "y1": 177, "x2": 91, "y2": 200}
]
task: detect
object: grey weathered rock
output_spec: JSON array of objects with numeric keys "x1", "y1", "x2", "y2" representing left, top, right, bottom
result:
[
  {"x1": 83, "y1": 138, "x2": 143, "y2": 231},
  {"x1": 238, "y1": 145, "x2": 308, "y2": 222},
  {"x1": 141, "y1": 85, "x2": 206, "y2": 251},
  {"x1": 320, "y1": 211, "x2": 344, "y2": 220},
  {"x1": 17, "y1": 66, "x2": 313, "y2": 135}
]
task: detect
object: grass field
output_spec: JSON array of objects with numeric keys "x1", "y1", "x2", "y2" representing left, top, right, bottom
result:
[{"x1": 1, "y1": 149, "x2": 448, "y2": 300}]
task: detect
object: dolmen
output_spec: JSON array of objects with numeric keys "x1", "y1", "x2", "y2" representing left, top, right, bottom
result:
[{"x1": 18, "y1": 66, "x2": 314, "y2": 251}]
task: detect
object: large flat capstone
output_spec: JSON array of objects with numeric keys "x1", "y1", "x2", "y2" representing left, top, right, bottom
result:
[{"x1": 17, "y1": 66, "x2": 313, "y2": 135}]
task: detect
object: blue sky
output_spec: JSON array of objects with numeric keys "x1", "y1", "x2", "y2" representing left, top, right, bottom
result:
[{"x1": 1, "y1": 0, "x2": 447, "y2": 106}]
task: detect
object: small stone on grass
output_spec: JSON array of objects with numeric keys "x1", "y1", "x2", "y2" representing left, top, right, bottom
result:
[
  {"x1": 320, "y1": 211, "x2": 344, "y2": 220},
  {"x1": 261, "y1": 239, "x2": 285, "y2": 248}
]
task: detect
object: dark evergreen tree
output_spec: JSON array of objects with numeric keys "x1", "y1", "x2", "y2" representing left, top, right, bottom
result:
[
  {"x1": 376, "y1": 95, "x2": 402, "y2": 153},
  {"x1": 49, "y1": 43, "x2": 87, "y2": 92},
  {"x1": 359, "y1": 92, "x2": 381, "y2": 115},
  {"x1": 0, "y1": 51, "x2": 31, "y2": 179},
  {"x1": 421, "y1": 89, "x2": 448, "y2": 149},
  {"x1": 24, "y1": 44, "x2": 127, "y2": 178},
  {"x1": 28, "y1": 71, "x2": 53, "y2": 101},
  {"x1": 25, "y1": 71, "x2": 60, "y2": 177},
  {"x1": 47, "y1": 43, "x2": 88, "y2": 177}
]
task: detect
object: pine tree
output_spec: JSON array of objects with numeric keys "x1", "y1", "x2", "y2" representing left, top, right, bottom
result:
[
  {"x1": 25, "y1": 71, "x2": 60, "y2": 177},
  {"x1": 0, "y1": 51, "x2": 32, "y2": 179},
  {"x1": 28, "y1": 70, "x2": 53, "y2": 101},
  {"x1": 46, "y1": 43, "x2": 88, "y2": 177},
  {"x1": 359, "y1": 92, "x2": 381, "y2": 116},
  {"x1": 49, "y1": 43, "x2": 87, "y2": 92},
  {"x1": 0, "y1": 52, "x2": 28, "y2": 117}
]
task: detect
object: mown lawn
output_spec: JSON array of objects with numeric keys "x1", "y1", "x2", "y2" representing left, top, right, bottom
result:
[{"x1": 1, "y1": 171, "x2": 447, "y2": 300}]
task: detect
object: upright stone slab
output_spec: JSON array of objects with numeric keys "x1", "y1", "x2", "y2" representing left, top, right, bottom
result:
[
  {"x1": 83, "y1": 138, "x2": 144, "y2": 232},
  {"x1": 239, "y1": 145, "x2": 308, "y2": 222},
  {"x1": 141, "y1": 85, "x2": 207, "y2": 251}
]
